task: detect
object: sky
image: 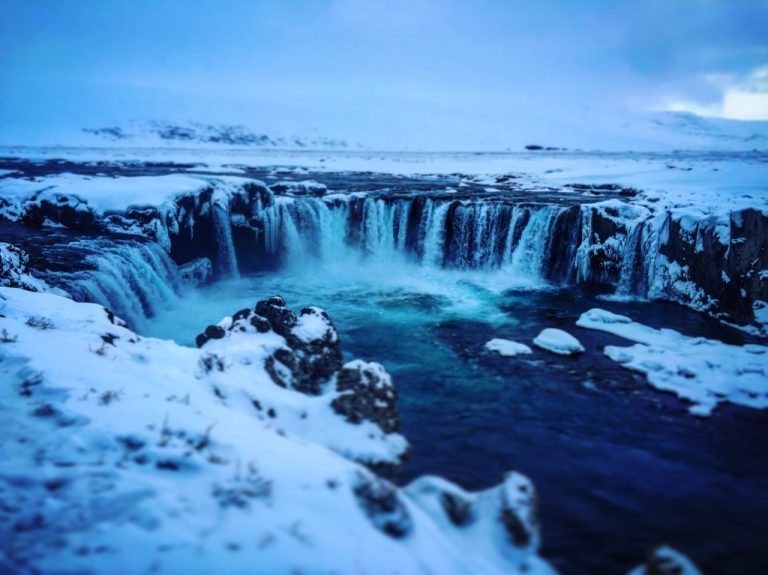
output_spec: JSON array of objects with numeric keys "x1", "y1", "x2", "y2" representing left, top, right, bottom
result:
[{"x1": 1, "y1": 0, "x2": 767, "y2": 149}]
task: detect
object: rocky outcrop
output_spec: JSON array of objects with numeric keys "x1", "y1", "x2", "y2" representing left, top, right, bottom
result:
[
  {"x1": 195, "y1": 297, "x2": 401, "y2": 466},
  {"x1": 0, "y1": 243, "x2": 48, "y2": 292},
  {"x1": 655, "y1": 208, "x2": 768, "y2": 327},
  {"x1": 21, "y1": 190, "x2": 99, "y2": 231},
  {"x1": 332, "y1": 360, "x2": 400, "y2": 433}
]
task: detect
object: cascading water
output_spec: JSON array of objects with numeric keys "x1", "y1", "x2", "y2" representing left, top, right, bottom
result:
[
  {"x1": 208, "y1": 187, "x2": 666, "y2": 299},
  {"x1": 62, "y1": 240, "x2": 181, "y2": 328},
  {"x1": 617, "y1": 220, "x2": 647, "y2": 296},
  {"x1": 212, "y1": 202, "x2": 240, "y2": 279},
  {"x1": 505, "y1": 206, "x2": 562, "y2": 280}
]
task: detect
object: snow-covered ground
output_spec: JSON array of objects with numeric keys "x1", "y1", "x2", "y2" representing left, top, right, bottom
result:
[
  {"x1": 577, "y1": 308, "x2": 768, "y2": 416},
  {"x1": 0, "y1": 287, "x2": 554, "y2": 574}
]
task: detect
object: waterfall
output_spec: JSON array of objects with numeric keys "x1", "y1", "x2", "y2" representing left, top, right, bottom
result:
[
  {"x1": 65, "y1": 240, "x2": 181, "y2": 328},
  {"x1": 422, "y1": 201, "x2": 452, "y2": 266},
  {"x1": 212, "y1": 203, "x2": 240, "y2": 279},
  {"x1": 616, "y1": 221, "x2": 644, "y2": 295},
  {"x1": 506, "y1": 206, "x2": 561, "y2": 281},
  {"x1": 208, "y1": 189, "x2": 662, "y2": 298}
]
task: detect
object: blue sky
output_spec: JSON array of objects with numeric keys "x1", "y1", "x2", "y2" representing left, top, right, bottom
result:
[{"x1": 1, "y1": 0, "x2": 766, "y2": 147}]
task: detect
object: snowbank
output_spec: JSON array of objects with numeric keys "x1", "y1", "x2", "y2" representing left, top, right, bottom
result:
[
  {"x1": 0, "y1": 287, "x2": 554, "y2": 575},
  {"x1": 485, "y1": 338, "x2": 533, "y2": 357},
  {"x1": 533, "y1": 328, "x2": 585, "y2": 355},
  {"x1": 577, "y1": 308, "x2": 768, "y2": 415}
]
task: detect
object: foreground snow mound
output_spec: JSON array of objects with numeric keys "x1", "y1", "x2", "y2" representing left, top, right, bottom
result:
[
  {"x1": 627, "y1": 546, "x2": 702, "y2": 575},
  {"x1": 533, "y1": 328, "x2": 585, "y2": 355},
  {"x1": 0, "y1": 287, "x2": 555, "y2": 575},
  {"x1": 485, "y1": 338, "x2": 533, "y2": 357},
  {"x1": 577, "y1": 308, "x2": 768, "y2": 415}
]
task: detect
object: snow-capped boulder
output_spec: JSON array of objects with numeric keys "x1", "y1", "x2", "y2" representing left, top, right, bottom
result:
[
  {"x1": 485, "y1": 338, "x2": 533, "y2": 357},
  {"x1": 332, "y1": 360, "x2": 400, "y2": 433},
  {"x1": 0, "y1": 243, "x2": 49, "y2": 292},
  {"x1": 269, "y1": 180, "x2": 327, "y2": 197},
  {"x1": 627, "y1": 546, "x2": 702, "y2": 575},
  {"x1": 197, "y1": 297, "x2": 343, "y2": 396},
  {"x1": 194, "y1": 297, "x2": 401, "y2": 472},
  {"x1": 533, "y1": 328, "x2": 585, "y2": 355},
  {"x1": 21, "y1": 189, "x2": 100, "y2": 231}
]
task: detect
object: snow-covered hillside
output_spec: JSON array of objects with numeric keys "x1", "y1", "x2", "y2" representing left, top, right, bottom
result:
[
  {"x1": 0, "y1": 286, "x2": 556, "y2": 574},
  {"x1": 1, "y1": 111, "x2": 766, "y2": 152}
]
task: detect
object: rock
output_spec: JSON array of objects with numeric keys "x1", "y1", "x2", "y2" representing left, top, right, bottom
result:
[
  {"x1": 533, "y1": 328, "x2": 584, "y2": 355},
  {"x1": 499, "y1": 472, "x2": 539, "y2": 548},
  {"x1": 255, "y1": 296, "x2": 297, "y2": 337},
  {"x1": 21, "y1": 191, "x2": 99, "y2": 231},
  {"x1": 195, "y1": 324, "x2": 227, "y2": 348},
  {"x1": 178, "y1": 257, "x2": 213, "y2": 286},
  {"x1": 332, "y1": 360, "x2": 399, "y2": 433},
  {"x1": 0, "y1": 243, "x2": 48, "y2": 292},
  {"x1": 352, "y1": 472, "x2": 412, "y2": 538},
  {"x1": 406, "y1": 476, "x2": 476, "y2": 527},
  {"x1": 268, "y1": 180, "x2": 327, "y2": 197},
  {"x1": 627, "y1": 546, "x2": 702, "y2": 575},
  {"x1": 262, "y1": 303, "x2": 342, "y2": 395},
  {"x1": 196, "y1": 297, "x2": 343, "y2": 396}
]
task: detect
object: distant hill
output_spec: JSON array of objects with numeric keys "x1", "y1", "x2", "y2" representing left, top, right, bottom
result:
[{"x1": 79, "y1": 121, "x2": 361, "y2": 150}]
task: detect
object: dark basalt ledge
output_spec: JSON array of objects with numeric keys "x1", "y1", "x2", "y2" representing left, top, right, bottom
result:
[
  {"x1": 3, "y1": 169, "x2": 766, "y2": 332},
  {"x1": 195, "y1": 296, "x2": 405, "y2": 478}
]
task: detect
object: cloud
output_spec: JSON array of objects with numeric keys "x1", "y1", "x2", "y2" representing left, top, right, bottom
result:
[
  {"x1": 666, "y1": 67, "x2": 768, "y2": 120},
  {"x1": 0, "y1": 0, "x2": 766, "y2": 145}
]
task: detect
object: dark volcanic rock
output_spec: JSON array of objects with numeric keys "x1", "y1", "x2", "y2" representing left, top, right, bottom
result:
[
  {"x1": 352, "y1": 472, "x2": 412, "y2": 538},
  {"x1": 331, "y1": 360, "x2": 399, "y2": 433},
  {"x1": 255, "y1": 296, "x2": 297, "y2": 337},
  {"x1": 499, "y1": 472, "x2": 539, "y2": 549},
  {"x1": 0, "y1": 243, "x2": 44, "y2": 291},
  {"x1": 22, "y1": 192, "x2": 99, "y2": 231}
]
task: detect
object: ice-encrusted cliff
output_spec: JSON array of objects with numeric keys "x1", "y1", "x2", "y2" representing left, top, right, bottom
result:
[{"x1": 2, "y1": 164, "x2": 765, "y2": 335}]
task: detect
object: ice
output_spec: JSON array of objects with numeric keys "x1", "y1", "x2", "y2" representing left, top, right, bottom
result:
[
  {"x1": 533, "y1": 328, "x2": 585, "y2": 355},
  {"x1": 485, "y1": 338, "x2": 533, "y2": 357},
  {"x1": 577, "y1": 308, "x2": 768, "y2": 415}
]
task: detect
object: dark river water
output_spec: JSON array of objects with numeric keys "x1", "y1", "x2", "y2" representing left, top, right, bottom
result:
[{"x1": 144, "y1": 260, "x2": 768, "y2": 575}]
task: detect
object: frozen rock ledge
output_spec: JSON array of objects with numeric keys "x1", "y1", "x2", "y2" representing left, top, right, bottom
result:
[{"x1": 577, "y1": 307, "x2": 768, "y2": 415}]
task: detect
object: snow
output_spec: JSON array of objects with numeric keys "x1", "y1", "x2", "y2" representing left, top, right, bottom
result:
[
  {"x1": 0, "y1": 172, "x2": 214, "y2": 213},
  {"x1": 292, "y1": 307, "x2": 337, "y2": 343},
  {"x1": 0, "y1": 243, "x2": 51, "y2": 292},
  {"x1": 0, "y1": 287, "x2": 553, "y2": 574},
  {"x1": 577, "y1": 308, "x2": 768, "y2": 415},
  {"x1": 485, "y1": 338, "x2": 533, "y2": 357},
  {"x1": 533, "y1": 328, "x2": 585, "y2": 355}
]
